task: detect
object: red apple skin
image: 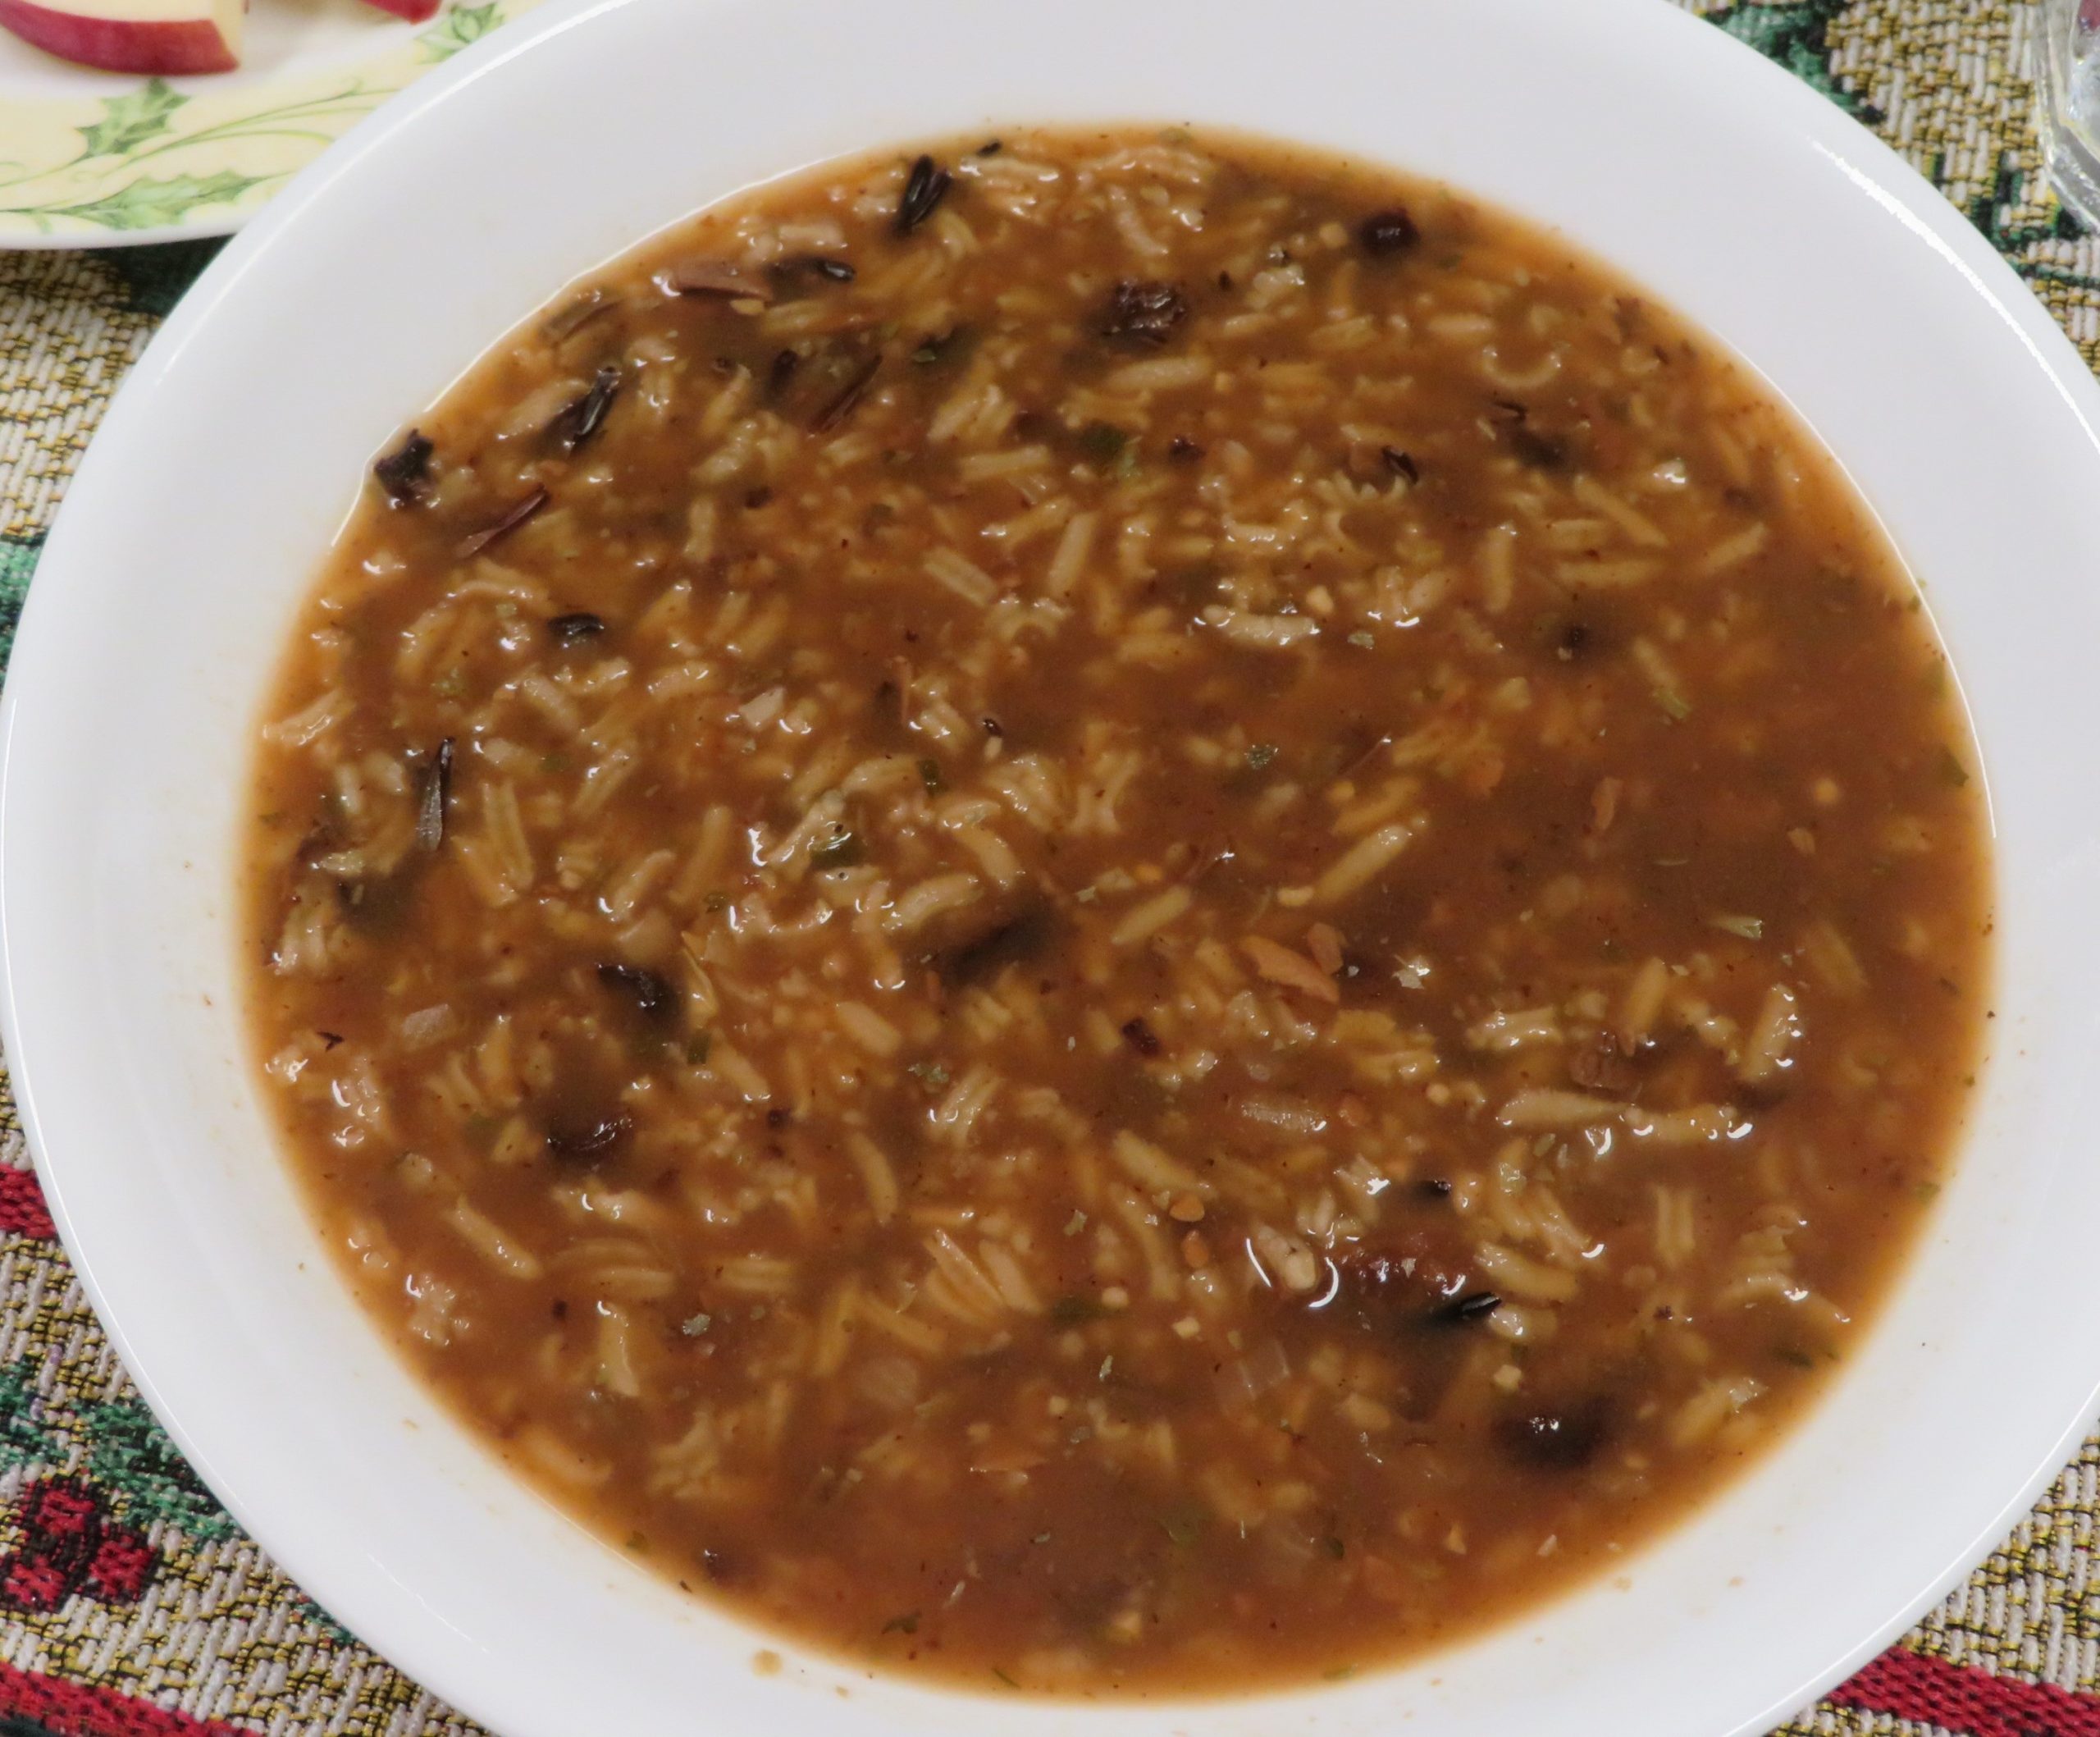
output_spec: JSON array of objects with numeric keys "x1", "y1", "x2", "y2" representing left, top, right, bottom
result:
[
  {"x1": 360, "y1": 0, "x2": 441, "y2": 20},
  {"x1": 0, "y1": 0, "x2": 237, "y2": 71}
]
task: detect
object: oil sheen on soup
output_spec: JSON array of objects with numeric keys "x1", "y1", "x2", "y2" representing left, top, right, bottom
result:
[{"x1": 246, "y1": 129, "x2": 1990, "y2": 1695}]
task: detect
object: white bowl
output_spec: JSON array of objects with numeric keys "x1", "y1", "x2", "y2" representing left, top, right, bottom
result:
[{"x1": 6, "y1": 1, "x2": 2100, "y2": 1732}]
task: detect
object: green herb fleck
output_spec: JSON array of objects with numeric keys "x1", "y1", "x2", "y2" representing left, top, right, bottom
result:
[
  {"x1": 1323, "y1": 1664, "x2": 1358, "y2": 1682},
  {"x1": 685, "y1": 1032, "x2": 713, "y2": 1067},
  {"x1": 1914, "y1": 1180, "x2": 1942, "y2": 1204},
  {"x1": 991, "y1": 1668, "x2": 1020, "y2": 1689},
  {"x1": 1709, "y1": 914, "x2": 1764, "y2": 941},
  {"x1": 704, "y1": 890, "x2": 731, "y2": 913},
  {"x1": 541, "y1": 752, "x2": 571, "y2": 774},
  {"x1": 624, "y1": 1531, "x2": 649, "y2": 1552},
  {"x1": 1346, "y1": 630, "x2": 1376, "y2": 650},
  {"x1": 432, "y1": 669, "x2": 466, "y2": 700},
  {"x1": 881, "y1": 1611, "x2": 920, "y2": 1635},
  {"x1": 812, "y1": 831, "x2": 865, "y2": 870},
  {"x1": 1654, "y1": 688, "x2": 1691, "y2": 722},
  {"x1": 1048, "y1": 1295, "x2": 1103, "y2": 1326},
  {"x1": 907, "y1": 1060, "x2": 951, "y2": 1093},
  {"x1": 1324, "y1": 1535, "x2": 1346, "y2": 1559},
  {"x1": 1079, "y1": 422, "x2": 1129, "y2": 467},
  {"x1": 918, "y1": 757, "x2": 945, "y2": 793},
  {"x1": 1159, "y1": 1506, "x2": 1203, "y2": 1547},
  {"x1": 1063, "y1": 1209, "x2": 1088, "y2": 1236},
  {"x1": 1246, "y1": 743, "x2": 1279, "y2": 771},
  {"x1": 1032, "y1": 1532, "x2": 1052, "y2": 1545},
  {"x1": 1937, "y1": 745, "x2": 1970, "y2": 789},
  {"x1": 1774, "y1": 1347, "x2": 1815, "y2": 1370},
  {"x1": 681, "y1": 1313, "x2": 712, "y2": 1336}
]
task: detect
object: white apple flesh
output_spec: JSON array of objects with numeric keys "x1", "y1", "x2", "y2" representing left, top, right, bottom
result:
[{"x1": 0, "y1": 0, "x2": 241, "y2": 73}]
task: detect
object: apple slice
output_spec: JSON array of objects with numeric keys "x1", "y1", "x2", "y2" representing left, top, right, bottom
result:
[
  {"x1": 0, "y1": 0, "x2": 240, "y2": 73},
  {"x1": 359, "y1": 0, "x2": 441, "y2": 20}
]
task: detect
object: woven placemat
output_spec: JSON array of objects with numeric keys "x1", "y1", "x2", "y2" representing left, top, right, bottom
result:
[{"x1": 0, "y1": 5, "x2": 2095, "y2": 1733}]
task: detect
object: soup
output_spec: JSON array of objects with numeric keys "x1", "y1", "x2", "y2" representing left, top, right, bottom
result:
[{"x1": 244, "y1": 128, "x2": 1989, "y2": 1694}]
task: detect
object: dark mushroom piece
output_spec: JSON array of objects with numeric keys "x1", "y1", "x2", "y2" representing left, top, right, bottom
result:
[
  {"x1": 546, "y1": 365, "x2": 623, "y2": 454},
  {"x1": 548, "y1": 613, "x2": 606, "y2": 646},
  {"x1": 895, "y1": 154, "x2": 952, "y2": 234},
  {"x1": 664, "y1": 259, "x2": 774, "y2": 303},
  {"x1": 1358, "y1": 207, "x2": 1421, "y2": 258},
  {"x1": 454, "y1": 487, "x2": 549, "y2": 560},
  {"x1": 931, "y1": 903, "x2": 1056, "y2": 990},
  {"x1": 372, "y1": 430, "x2": 435, "y2": 505},
  {"x1": 546, "y1": 1114, "x2": 632, "y2": 1164},
  {"x1": 1497, "y1": 1396, "x2": 1613, "y2": 1470},
  {"x1": 596, "y1": 962, "x2": 679, "y2": 1022},
  {"x1": 414, "y1": 738, "x2": 454, "y2": 853},
  {"x1": 812, "y1": 352, "x2": 883, "y2": 432},
  {"x1": 1098, "y1": 280, "x2": 1188, "y2": 347}
]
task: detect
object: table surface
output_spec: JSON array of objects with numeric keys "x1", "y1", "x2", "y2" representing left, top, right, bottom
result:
[{"x1": 2, "y1": 3, "x2": 2097, "y2": 1735}]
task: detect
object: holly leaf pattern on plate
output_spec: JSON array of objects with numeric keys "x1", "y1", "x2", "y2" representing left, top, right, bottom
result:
[
  {"x1": 75, "y1": 79, "x2": 189, "y2": 159},
  {"x1": 419, "y1": 2, "x2": 503, "y2": 60},
  {"x1": 51, "y1": 170, "x2": 262, "y2": 232}
]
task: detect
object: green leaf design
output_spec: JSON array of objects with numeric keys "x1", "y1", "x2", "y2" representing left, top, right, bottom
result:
[
  {"x1": 0, "y1": 537, "x2": 40, "y2": 674},
  {"x1": 0, "y1": 1364, "x2": 62, "y2": 1474},
  {"x1": 77, "y1": 78, "x2": 189, "y2": 159},
  {"x1": 1705, "y1": 0, "x2": 1879, "y2": 123},
  {"x1": 51, "y1": 169, "x2": 262, "y2": 232},
  {"x1": 80, "y1": 1398, "x2": 240, "y2": 1542},
  {"x1": 419, "y1": 2, "x2": 504, "y2": 61}
]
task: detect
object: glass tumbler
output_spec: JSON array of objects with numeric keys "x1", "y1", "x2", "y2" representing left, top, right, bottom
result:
[{"x1": 2043, "y1": 0, "x2": 2100, "y2": 230}]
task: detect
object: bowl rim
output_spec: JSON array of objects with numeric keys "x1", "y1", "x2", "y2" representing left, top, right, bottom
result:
[{"x1": 6, "y1": 0, "x2": 2100, "y2": 1732}]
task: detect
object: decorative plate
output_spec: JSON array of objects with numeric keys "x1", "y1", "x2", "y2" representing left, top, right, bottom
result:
[{"x1": 0, "y1": 0, "x2": 546, "y2": 248}]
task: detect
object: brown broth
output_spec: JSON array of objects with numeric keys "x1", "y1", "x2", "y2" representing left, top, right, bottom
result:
[{"x1": 244, "y1": 128, "x2": 1990, "y2": 1696}]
